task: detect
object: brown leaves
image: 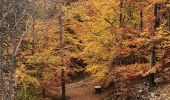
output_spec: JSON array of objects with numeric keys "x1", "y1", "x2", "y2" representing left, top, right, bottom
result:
[{"x1": 102, "y1": 62, "x2": 167, "y2": 87}]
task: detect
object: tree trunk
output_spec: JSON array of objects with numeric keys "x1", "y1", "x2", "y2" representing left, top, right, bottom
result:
[
  {"x1": 31, "y1": 18, "x2": 35, "y2": 55},
  {"x1": 149, "y1": 3, "x2": 160, "y2": 87},
  {"x1": 150, "y1": 43, "x2": 156, "y2": 87},
  {"x1": 31, "y1": 1, "x2": 36, "y2": 55},
  {"x1": 140, "y1": 9, "x2": 143, "y2": 31},
  {"x1": 119, "y1": 0, "x2": 123, "y2": 28},
  {"x1": 168, "y1": 9, "x2": 170, "y2": 31},
  {"x1": 57, "y1": 0, "x2": 66, "y2": 100},
  {"x1": 0, "y1": 33, "x2": 4, "y2": 100},
  {"x1": 0, "y1": 2, "x2": 4, "y2": 99},
  {"x1": 7, "y1": 33, "x2": 17, "y2": 100},
  {"x1": 139, "y1": 0, "x2": 143, "y2": 31}
]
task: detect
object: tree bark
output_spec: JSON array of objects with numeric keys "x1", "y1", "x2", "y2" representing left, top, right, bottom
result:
[
  {"x1": 7, "y1": 33, "x2": 16, "y2": 100},
  {"x1": 31, "y1": 0, "x2": 36, "y2": 55},
  {"x1": 119, "y1": 0, "x2": 123, "y2": 28},
  {"x1": 168, "y1": 9, "x2": 170, "y2": 31},
  {"x1": 57, "y1": 0, "x2": 66, "y2": 100},
  {"x1": 0, "y1": 33, "x2": 4, "y2": 100},
  {"x1": 149, "y1": 3, "x2": 160, "y2": 87},
  {"x1": 140, "y1": 9, "x2": 143, "y2": 31}
]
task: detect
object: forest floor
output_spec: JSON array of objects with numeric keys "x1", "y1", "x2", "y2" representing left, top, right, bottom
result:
[
  {"x1": 65, "y1": 79, "x2": 99, "y2": 100},
  {"x1": 55, "y1": 78, "x2": 100, "y2": 100},
  {"x1": 48, "y1": 79, "x2": 170, "y2": 100},
  {"x1": 45, "y1": 71, "x2": 170, "y2": 100},
  {"x1": 148, "y1": 82, "x2": 170, "y2": 100}
]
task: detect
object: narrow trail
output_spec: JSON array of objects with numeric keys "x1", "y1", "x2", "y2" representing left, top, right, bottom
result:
[
  {"x1": 66, "y1": 78, "x2": 91, "y2": 88},
  {"x1": 59, "y1": 78, "x2": 100, "y2": 100}
]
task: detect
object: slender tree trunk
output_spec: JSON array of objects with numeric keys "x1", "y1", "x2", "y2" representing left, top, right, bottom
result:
[
  {"x1": 150, "y1": 44, "x2": 156, "y2": 87},
  {"x1": 119, "y1": 0, "x2": 123, "y2": 28},
  {"x1": 128, "y1": 3, "x2": 132, "y2": 20},
  {"x1": 57, "y1": 0, "x2": 65, "y2": 100},
  {"x1": 0, "y1": 2, "x2": 4, "y2": 99},
  {"x1": 168, "y1": 9, "x2": 170, "y2": 31},
  {"x1": 31, "y1": 18, "x2": 35, "y2": 55},
  {"x1": 140, "y1": 9, "x2": 143, "y2": 31},
  {"x1": 149, "y1": 3, "x2": 160, "y2": 87},
  {"x1": 0, "y1": 3, "x2": 4, "y2": 97},
  {"x1": 6, "y1": 33, "x2": 16, "y2": 100},
  {"x1": 31, "y1": 1, "x2": 36, "y2": 55},
  {"x1": 139, "y1": 0, "x2": 143, "y2": 31},
  {"x1": 7, "y1": 33, "x2": 16, "y2": 100},
  {"x1": 7, "y1": 8, "x2": 18, "y2": 100},
  {"x1": 0, "y1": 33, "x2": 4, "y2": 100}
]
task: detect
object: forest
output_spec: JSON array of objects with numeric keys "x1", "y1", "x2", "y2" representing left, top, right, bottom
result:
[{"x1": 0, "y1": 0, "x2": 170, "y2": 100}]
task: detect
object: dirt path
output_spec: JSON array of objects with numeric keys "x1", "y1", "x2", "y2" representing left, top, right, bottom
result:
[{"x1": 63, "y1": 79, "x2": 99, "y2": 100}]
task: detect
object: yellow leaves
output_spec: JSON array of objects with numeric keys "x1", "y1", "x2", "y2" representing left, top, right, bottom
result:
[
  {"x1": 165, "y1": 4, "x2": 170, "y2": 8},
  {"x1": 91, "y1": 0, "x2": 117, "y2": 15},
  {"x1": 87, "y1": 64, "x2": 99, "y2": 74},
  {"x1": 15, "y1": 64, "x2": 40, "y2": 87},
  {"x1": 82, "y1": 39, "x2": 113, "y2": 64},
  {"x1": 146, "y1": 0, "x2": 167, "y2": 4},
  {"x1": 24, "y1": 50, "x2": 62, "y2": 75},
  {"x1": 135, "y1": 38, "x2": 146, "y2": 44},
  {"x1": 87, "y1": 63, "x2": 108, "y2": 84}
]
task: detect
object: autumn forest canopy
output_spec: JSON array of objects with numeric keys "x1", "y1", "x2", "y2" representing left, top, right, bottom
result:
[{"x1": 0, "y1": 0, "x2": 170, "y2": 100}]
